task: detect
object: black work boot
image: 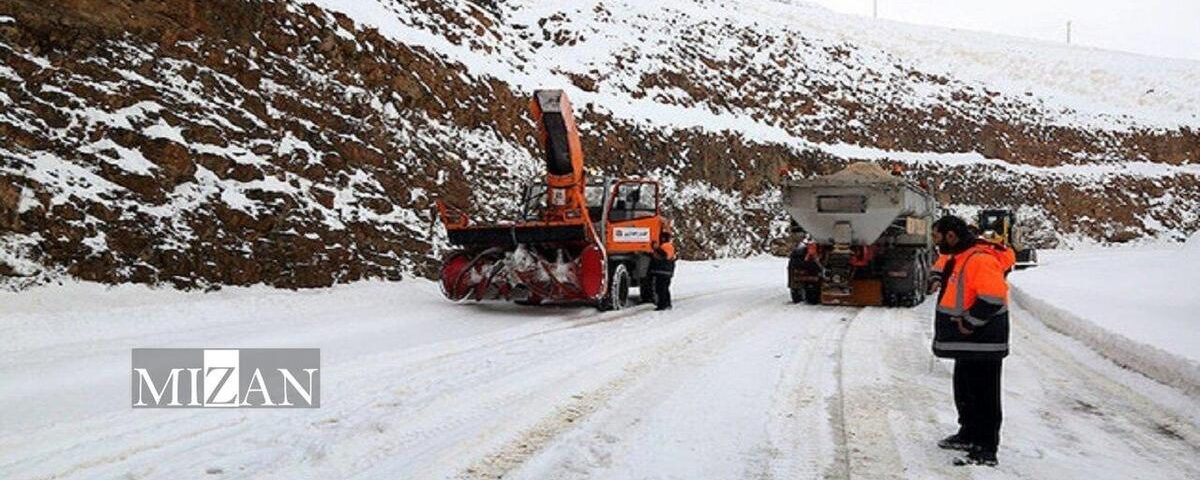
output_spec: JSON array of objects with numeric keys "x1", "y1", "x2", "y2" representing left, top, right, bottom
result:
[
  {"x1": 953, "y1": 448, "x2": 998, "y2": 467},
  {"x1": 937, "y1": 433, "x2": 973, "y2": 451}
]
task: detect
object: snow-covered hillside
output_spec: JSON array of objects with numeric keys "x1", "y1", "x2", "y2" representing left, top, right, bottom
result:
[
  {"x1": 3, "y1": 258, "x2": 1198, "y2": 478},
  {"x1": 312, "y1": 0, "x2": 1200, "y2": 132},
  {"x1": 1, "y1": 0, "x2": 1197, "y2": 289}
]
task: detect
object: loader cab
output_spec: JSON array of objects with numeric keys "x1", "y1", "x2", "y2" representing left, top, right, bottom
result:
[
  {"x1": 584, "y1": 178, "x2": 664, "y2": 246},
  {"x1": 978, "y1": 209, "x2": 1013, "y2": 242},
  {"x1": 519, "y1": 178, "x2": 663, "y2": 251},
  {"x1": 603, "y1": 179, "x2": 662, "y2": 254}
]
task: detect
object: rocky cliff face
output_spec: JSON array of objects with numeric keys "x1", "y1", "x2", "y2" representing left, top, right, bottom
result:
[{"x1": 1, "y1": 0, "x2": 1197, "y2": 289}]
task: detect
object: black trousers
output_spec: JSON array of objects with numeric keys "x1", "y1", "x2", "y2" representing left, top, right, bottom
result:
[
  {"x1": 653, "y1": 273, "x2": 672, "y2": 309},
  {"x1": 953, "y1": 358, "x2": 1003, "y2": 452}
]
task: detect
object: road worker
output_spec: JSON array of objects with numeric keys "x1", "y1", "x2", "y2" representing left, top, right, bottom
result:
[
  {"x1": 930, "y1": 215, "x2": 1010, "y2": 467},
  {"x1": 650, "y1": 227, "x2": 677, "y2": 311}
]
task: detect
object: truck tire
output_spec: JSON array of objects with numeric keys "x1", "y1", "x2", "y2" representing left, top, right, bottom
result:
[
  {"x1": 808, "y1": 286, "x2": 820, "y2": 305},
  {"x1": 599, "y1": 264, "x2": 631, "y2": 311},
  {"x1": 914, "y1": 251, "x2": 929, "y2": 305},
  {"x1": 794, "y1": 285, "x2": 820, "y2": 305}
]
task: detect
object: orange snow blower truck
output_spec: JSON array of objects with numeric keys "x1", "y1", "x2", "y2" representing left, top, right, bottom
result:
[{"x1": 436, "y1": 90, "x2": 672, "y2": 311}]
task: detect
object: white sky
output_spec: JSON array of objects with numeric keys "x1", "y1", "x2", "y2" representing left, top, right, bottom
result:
[{"x1": 804, "y1": 0, "x2": 1200, "y2": 62}]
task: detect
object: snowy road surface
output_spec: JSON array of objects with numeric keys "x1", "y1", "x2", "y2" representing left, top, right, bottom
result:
[{"x1": 2, "y1": 257, "x2": 1198, "y2": 479}]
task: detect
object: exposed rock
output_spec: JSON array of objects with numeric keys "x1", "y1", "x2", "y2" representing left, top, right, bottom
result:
[{"x1": 0, "y1": 0, "x2": 1195, "y2": 292}]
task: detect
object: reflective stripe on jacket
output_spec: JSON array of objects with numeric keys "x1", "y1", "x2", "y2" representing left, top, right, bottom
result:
[
  {"x1": 650, "y1": 242, "x2": 677, "y2": 276},
  {"x1": 932, "y1": 241, "x2": 1010, "y2": 360}
]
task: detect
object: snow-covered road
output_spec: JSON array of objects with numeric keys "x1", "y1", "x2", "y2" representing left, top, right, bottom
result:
[{"x1": 2, "y1": 258, "x2": 1198, "y2": 479}]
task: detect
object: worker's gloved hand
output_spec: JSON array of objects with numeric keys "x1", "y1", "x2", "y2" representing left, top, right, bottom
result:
[
  {"x1": 927, "y1": 276, "x2": 941, "y2": 295},
  {"x1": 952, "y1": 316, "x2": 974, "y2": 335}
]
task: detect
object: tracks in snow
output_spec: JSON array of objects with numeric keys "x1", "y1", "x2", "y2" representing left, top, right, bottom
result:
[
  {"x1": 7, "y1": 257, "x2": 1200, "y2": 479},
  {"x1": 462, "y1": 300, "x2": 865, "y2": 480}
]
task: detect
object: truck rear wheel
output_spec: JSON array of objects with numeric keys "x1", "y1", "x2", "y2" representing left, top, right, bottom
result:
[
  {"x1": 599, "y1": 264, "x2": 630, "y2": 311},
  {"x1": 791, "y1": 285, "x2": 820, "y2": 305}
]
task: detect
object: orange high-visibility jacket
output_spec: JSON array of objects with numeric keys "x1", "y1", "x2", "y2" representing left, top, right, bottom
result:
[
  {"x1": 659, "y1": 241, "x2": 677, "y2": 261},
  {"x1": 979, "y1": 239, "x2": 1016, "y2": 273},
  {"x1": 649, "y1": 241, "x2": 677, "y2": 277},
  {"x1": 932, "y1": 241, "x2": 1010, "y2": 359}
]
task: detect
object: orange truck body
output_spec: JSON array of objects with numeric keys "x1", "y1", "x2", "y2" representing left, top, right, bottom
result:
[{"x1": 436, "y1": 90, "x2": 671, "y2": 310}]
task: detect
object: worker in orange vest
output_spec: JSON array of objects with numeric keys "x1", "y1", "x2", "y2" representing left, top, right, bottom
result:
[
  {"x1": 930, "y1": 215, "x2": 1010, "y2": 467},
  {"x1": 650, "y1": 227, "x2": 677, "y2": 311}
]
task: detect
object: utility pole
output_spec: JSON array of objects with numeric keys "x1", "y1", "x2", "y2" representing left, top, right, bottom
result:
[
  {"x1": 1066, "y1": 20, "x2": 1072, "y2": 44},
  {"x1": 873, "y1": 0, "x2": 879, "y2": 19}
]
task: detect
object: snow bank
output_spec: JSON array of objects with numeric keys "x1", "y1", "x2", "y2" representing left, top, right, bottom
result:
[
  {"x1": 1185, "y1": 231, "x2": 1200, "y2": 258},
  {"x1": 1010, "y1": 249, "x2": 1200, "y2": 398}
]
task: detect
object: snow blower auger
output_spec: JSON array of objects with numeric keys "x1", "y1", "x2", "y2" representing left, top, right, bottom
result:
[{"x1": 436, "y1": 90, "x2": 671, "y2": 311}]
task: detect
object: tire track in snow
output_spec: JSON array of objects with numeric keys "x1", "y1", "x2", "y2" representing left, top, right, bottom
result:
[
  {"x1": 836, "y1": 304, "x2": 970, "y2": 480},
  {"x1": 1008, "y1": 302, "x2": 1200, "y2": 476},
  {"x1": 821, "y1": 302, "x2": 989, "y2": 480},
  {"x1": 829, "y1": 309, "x2": 856, "y2": 480},
  {"x1": 476, "y1": 299, "x2": 861, "y2": 480},
  {"x1": 358, "y1": 287, "x2": 744, "y2": 382},
  {"x1": 8, "y1": 289, "x2": 744, "y2": 480},
  {"x1": 14, "y1": 417, "x2": 247, "y2": 480},
  {"x1": 759, "y1": 304, "x2": 857, "y2": 480},
  {"x1": 457, "y1": 293, "x2": 790, "y2": 479},
  {"x1": 248, "y1": 288, "x2": 781, "y2": 478}
]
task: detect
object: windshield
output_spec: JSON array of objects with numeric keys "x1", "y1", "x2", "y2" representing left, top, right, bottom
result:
[
  {"x1": 981, "y1": 213, "x2": 1006, "y2": 233},
  {"x1": 609, "y1": 182, "x2": 658, "y2": 221}
]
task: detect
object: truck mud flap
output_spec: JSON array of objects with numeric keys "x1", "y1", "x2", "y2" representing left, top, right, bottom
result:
[{"x1": 821, "y1": 279, "x2": 883, "y2": 306}]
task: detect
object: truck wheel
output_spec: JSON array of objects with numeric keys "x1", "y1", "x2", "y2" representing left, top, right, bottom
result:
[
  {"x1": 640, "y1": 277, "x2": 657, "y2": 305},
  {"x1": 913, "y1": 256, "x2": 928, "y2": 305},
  {"x1": 805, "y1": 286, "x2": 820, "y2": 305},
  {"x1": 599, "y1": 264, "x2": 631, "y2": 311}
]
